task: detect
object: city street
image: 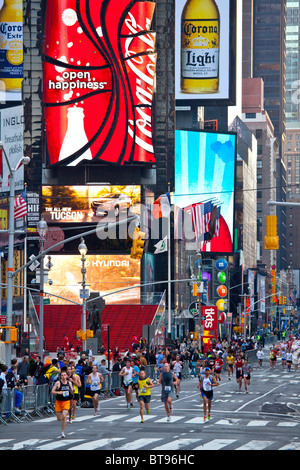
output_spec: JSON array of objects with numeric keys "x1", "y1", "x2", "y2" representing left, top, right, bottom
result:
[{"x1": 1, "y1": 355, "x2": 300, "y2": 451}]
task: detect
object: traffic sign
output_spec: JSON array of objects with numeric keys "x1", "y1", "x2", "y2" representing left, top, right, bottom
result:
[{"x1": 80, "y1": 288, "x2": 90, "y2": 299}]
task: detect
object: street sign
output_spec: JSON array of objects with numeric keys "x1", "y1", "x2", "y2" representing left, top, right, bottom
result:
[
  {"x1": 188, "y1": 301, "x2": 199, "y2": 316},
  {"x1": 0, "y1": 315, "x2": 6, "y2": 325},
  {"x1": 80, "y1": 288, "x2": 89, "y2": 299},
  {"x1": 43, "y1": 298, "x2": 50, "y2": 305},
  {"x1": 28, "y1": 254, "x2": 39, "y2": 271}
]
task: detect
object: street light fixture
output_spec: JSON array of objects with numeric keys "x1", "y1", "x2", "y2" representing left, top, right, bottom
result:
[
  {"x1": 0, "y1": 142, "x2": 31, "y2": 365},
  {"x1": 78, "y1": 237, "x2": 88, "y2": 350},
  {"x1": 37, "y1": 215, "x2": 48, "y2": 359}
]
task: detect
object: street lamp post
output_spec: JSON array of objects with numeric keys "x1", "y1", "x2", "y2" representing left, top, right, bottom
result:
[
  {"x1": 0, "y1": 142, "x2": 30, "y2": 365},
  {"x1": 37, "y1": 215, "x2": 48, "y2": 360},
  {"x1": 78, "y1": 237, "x2": 88, "y2": 351}
]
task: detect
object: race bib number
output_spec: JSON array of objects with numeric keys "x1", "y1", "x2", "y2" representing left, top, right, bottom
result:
[{"x1": 164, "y1": 386, "x2": 171, "y2": 392}]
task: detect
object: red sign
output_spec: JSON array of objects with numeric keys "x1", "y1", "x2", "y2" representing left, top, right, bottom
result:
[
  {"x1": 201, "y1": 306, "x2": 218, "y2": 352},
  {"x1": 0, "y1": 315, "x2": 6, "y2": 325},
  {"x1": 42, "y1": 0, "x2": 157, "y2": 167}
]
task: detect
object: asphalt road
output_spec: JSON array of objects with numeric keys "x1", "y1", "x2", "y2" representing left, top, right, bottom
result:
[{"x1": 1, "y1": 354, "x2": 300, "y2": 452}]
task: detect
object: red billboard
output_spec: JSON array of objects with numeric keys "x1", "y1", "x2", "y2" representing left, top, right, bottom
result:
[
  {"x1": 42, "y1": 0, "x2": 156, "y2": 167},
  {"x1": 201, "y1": 306, "x2": 218, "y2": 352}
]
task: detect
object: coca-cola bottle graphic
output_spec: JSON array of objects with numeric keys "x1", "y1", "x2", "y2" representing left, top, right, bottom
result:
[
  {"x1": 43, "y1": 0, "x2": 157, "y2": 166},
  {"x1": 59, "y1": 106, "x2": 92, "y2": 165}
]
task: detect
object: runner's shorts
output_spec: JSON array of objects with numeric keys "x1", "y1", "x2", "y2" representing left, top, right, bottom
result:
[{"x1": 55, "y1": 400, "x2": 71, "y2": 413}]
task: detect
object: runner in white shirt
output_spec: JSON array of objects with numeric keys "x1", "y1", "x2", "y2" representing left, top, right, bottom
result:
[
  {"x1": 172, "y1": 355, "x2": 183, "y2": 398},
  {"x1": 119, "y1": 358, "x2": 136, "y2": 410},
  {"x1": 256, "y1": 348, "x2": 264, "y2": 368},
  {"x1": 86, "y1": 365, "x2": 104, "y2": 416},
  {"x1": 286, "y1": 349, "x2": 293, "y2": 372}
]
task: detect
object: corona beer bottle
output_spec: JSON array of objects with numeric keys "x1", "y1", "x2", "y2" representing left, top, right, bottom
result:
[
  {"x1": 0, "y1": 0, "x2": 23, "y2": 94},
  {"x1": 180, "y1": 0, "x2": 220, "y2": 94}
]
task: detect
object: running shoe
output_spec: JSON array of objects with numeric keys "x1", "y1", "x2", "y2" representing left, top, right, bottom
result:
[
  {"x1": 146, "y1": 409, "x2": 150, "y2": 415},
  {"x1": 141, "y1": 419, "x2": 144, "y2": 423},
  {"x1": 167, "y1": 416, "x2": 171, "y2": 422},
  {"x1": 203, "y1": 416, "x2": 207, "y2": 423},
  {"x1": 61, "y1": 433, "x2": 65, "y2": 439},
  {"x1": 208, "y1": 414, "x2": 211, "y2": 420}
]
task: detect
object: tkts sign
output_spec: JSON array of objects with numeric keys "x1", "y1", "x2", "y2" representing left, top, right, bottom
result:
[
  {"x1": 201, "y1": 306, "x2": 218, "y2": 352},
  {"x1": 42, "y1": 0, "x2": 157, "y2": 167}
]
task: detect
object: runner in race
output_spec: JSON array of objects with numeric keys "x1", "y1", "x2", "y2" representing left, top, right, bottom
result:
[
  {"x1": 66, "y1": 365, "x2": 81, "y2": 423},
  {"x1": 86, "y1": 365, "x2": 104, "y2": 416},
  {"x1": 138, "y1": 369, "x2": 154, "y2": 423},
  {"x1": 131, "y1": 359, "x2": 141, "y2": 402},
  {"x1": 286, "y1": 348, "x2": 293, "y2": 372},
  {"x1": 242, "y1": 359, "x2": 253, "y2": 393},
  {"x1": 281, "y1": 347, "x2": 287, "y2": 370},
  {"x1": 157, "y1": 362, "x2": 179, "y2": 422},
  {"x1": 256, "y1": 347, "x2": 264, "y2": 368},
  {"x1": 197, "y1": 367, "x2": 219, "y2": 422},
  {"x1": 226, "y1": 351, "x2": 234, "y2": 380},
  {"x1": 269, "y1": 347, "x2": 277, "y2": 369},
  {"x1": 213, "y1": 353, "x2": 224, "y2": 382},
  {"x1": 235, "y1": 353, "x2": 244, "y2": 391},
  {"x1": 51, "y1": 368, "x2": 74, "y2": 438},
  {"x1": 119, "y1": 358, "x2": 136, "y2": 410},
  {"x1": 172, "y1": 355, "x2": 183, "y2": 398}
]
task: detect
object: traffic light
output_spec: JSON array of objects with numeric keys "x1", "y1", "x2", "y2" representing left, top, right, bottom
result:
[
  {"x1": 131, "y1": 227, "x2": 146, "y2": 259},
  {"x1": 264, "y1": 215, "x2": 279, "y2": 250},
  {"x1": 86, "y1": 329, "x2": 94, "y2": 338},
  {"x1": 10, "y1": 328, "x2": 18, "y2": 343},
  {"x1": 193, "y1": 284, "x2": 198, "y2": 296}
]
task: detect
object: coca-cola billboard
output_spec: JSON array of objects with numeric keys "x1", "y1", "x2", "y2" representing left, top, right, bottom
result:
[{"x1": 42, "y1": 0, "x2": 157, "y2": 167}]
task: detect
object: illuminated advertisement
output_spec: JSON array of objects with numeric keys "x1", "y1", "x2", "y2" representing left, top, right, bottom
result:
[
  {"x1": 0, "y1": 105, "x2": 24, "y2": 193},
  {"x1": 42, "y1": 185, "x2": 141, "y2": 224},
  {"x1": 42, "y1": 0, "x2": 157, "y2": 167},
  {"x1": 175, "y1": 0, "x2": 236, "y2": 104},
  {"x1": 173, "y1": 129, "x2": 236, "y2": 253},
  {"x1": 45, "y1": 254, "x2": 141, "y2": 305},
  {"x1": 0, "y1": 0, "x2": 23, "y2": 103}
]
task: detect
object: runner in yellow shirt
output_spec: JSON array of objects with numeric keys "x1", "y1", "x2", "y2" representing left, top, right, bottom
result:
[
  {"x1": 226, "y1": 352, "x2": 234, "y2": 380},
  {"x1": 138, "y1": 369, "x2": 154, "y2": 423}
]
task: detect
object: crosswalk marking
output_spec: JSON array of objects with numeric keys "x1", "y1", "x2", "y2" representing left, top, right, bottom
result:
[
  {"x1": 94, "y1": 414, "x2": 128, "y2": 422},
  {"x1": 235, "y1": 440, "x2": 273, "y2": 450},
  {"x1": 247, "y1": 420, "x2": 270, "y2": 427},
  {"x1": 194, "y1": 439, "x2": 236, "y2": 450},
  {"x1": 10, "y1": 439, "x2": 49, "y2": 450},
  {"x1": 68, "y1": 438, "x2": 125, "y2": 450},
  {"x1": 116, "y1": 438, "x2": 162, "y2": 450},
  {"x1": 36, "y1": 439, "x2": 84, "y2": 450},
  {"x1": 125, "y1": 415, "x2": 157, "y2": 423},
  {"x1": 154, "y1": 415, "x2": 184, "y2": 423},
  {"x1": 214, "y1": 419, "x2": 241, "y2": 426},
  {"x1": 152, "y1": 438, "x2": 201, "y2": 450},
  {"x1": 280, "y1": 443, "x2": 300, "y2": 450},
  {"x1": 277, "y1": 422, "x2": 298, "y2": 427}
]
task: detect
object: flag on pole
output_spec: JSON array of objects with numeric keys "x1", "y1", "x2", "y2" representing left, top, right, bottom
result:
[
  {"x1": 153, "y1": 192, "x2": 171, "y2": 219},
  {"x1": 14, "y1": 190, "x2": 27, "y2": 219},
  {"x1": 190, "y1": 201, "x2": 213, "y2": 240},
  {"x1": 154, "y1": 235, "x2": 168, "y2": 254}
]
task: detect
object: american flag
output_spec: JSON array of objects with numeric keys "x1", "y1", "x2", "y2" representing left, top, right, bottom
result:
[
  {"x1": 14, "y1": 190, "x2": 27, "y2": 219},
  {"x1": 191, "y1": 201, "x2": 213, "y2": 241}
]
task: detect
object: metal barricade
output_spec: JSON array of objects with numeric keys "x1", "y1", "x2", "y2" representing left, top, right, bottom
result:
[{"x1": 0, "y1": 389, "x2": 22, "y2": 424}]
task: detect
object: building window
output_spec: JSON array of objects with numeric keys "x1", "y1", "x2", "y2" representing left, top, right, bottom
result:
[
  {"x1": 257, "y1": 145, "x2": 263, "y2": 155},
  {"x1": 257, "y1": 160, "x2": 263, "y2": 168},
  {"x1": 246, "y1": 113, "x2": 256, "y2": 118},
  {"x1": 256, "y1": 129, "x2": 262, "y2": 139}
]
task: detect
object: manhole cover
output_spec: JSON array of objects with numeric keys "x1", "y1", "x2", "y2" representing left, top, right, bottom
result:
[{"x1": 261, "y1": 402, "x2": 297, "y2": 414}]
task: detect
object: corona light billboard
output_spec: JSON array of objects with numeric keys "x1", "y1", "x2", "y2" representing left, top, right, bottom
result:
[
  {"x1": 42, "y1": 0, "x2": 157, "y2": 167},
  {"x1": 175, "y1": 0, "x2": 236, "y2": 104}
]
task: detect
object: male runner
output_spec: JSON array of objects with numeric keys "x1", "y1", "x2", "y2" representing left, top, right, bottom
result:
[
  {"x1": 226, "y1": 351, "x2": 234, "y2": 380},
  {"x1": 138, "y1": 369, "x2": 154, "y2": 423},
  {"x1": 157, "y1": 362, "x2": 179, "y2": 422},
  {"x1": 197, "y1": 367, "x2": 219, "y2": 422},
  {"x1": 51, "y1": 369, "x2": 74, "y2": 438},
  {"x1": 235, "y1": 354, "x2": 244, "y2": 391},
  {"x1": 172, "y1": 355, "x2": 183, "y2": 398},
  {"x1": 214, "y1": 354, "x2": 223, "y2": 382},
  {"x1": 86, "y1": 365, "x2": 104, "y2": 415},
  {"x1": 119, "y1": 358, "x2": 136, "y2": 410},
  {"x1": 242, "y1": 359, "x2": 253, "y2": 393}
]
